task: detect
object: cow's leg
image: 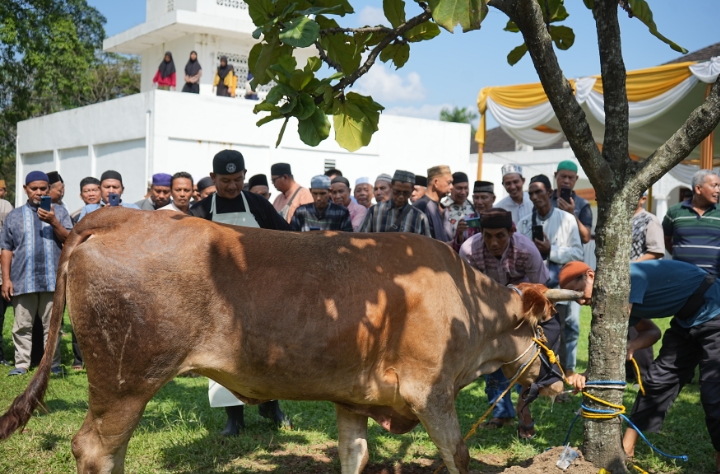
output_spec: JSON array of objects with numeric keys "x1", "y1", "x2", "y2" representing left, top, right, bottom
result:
[
  {"x1": 416, "y1": 401, "x2": 469, "y2": 474},
  {"x1": 335, "y1": 404, "x2": 369, "y2": 474},
  {"x1": 72, "y1": 391, "x2": 156, "y2": 474}
]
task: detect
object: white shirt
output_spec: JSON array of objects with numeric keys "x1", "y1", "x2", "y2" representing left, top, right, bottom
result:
[
  {"x1": 159, "y1": 202, "x2": 186, "y2": 213},
  {"x1": 495, "y1": 192, "x2": 533, "y2": 225},
  {"x1": 517, "y1": 207, "x2": 583, "y2": 266}
]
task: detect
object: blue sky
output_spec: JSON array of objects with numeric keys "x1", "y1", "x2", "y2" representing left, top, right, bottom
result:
[{"x1": 88, "y1": 0, "x2": 718, "y2": 125}]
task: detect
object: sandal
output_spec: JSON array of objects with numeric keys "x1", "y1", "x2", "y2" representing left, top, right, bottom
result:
[
  {"x1": 518, "y1": 420, "x2": 536, "y2": 440},
  {"x1": 482, "y1": 417, "x2": 513, "y2": 429}
]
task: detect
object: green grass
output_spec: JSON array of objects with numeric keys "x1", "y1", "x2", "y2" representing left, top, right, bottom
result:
[{"x1": 0, "y1": 308, "x2": 713, "y2": 473}]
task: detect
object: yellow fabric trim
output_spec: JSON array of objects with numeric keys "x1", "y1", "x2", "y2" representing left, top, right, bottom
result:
[{"x1": 592, "y1": 61, "x2": 695, "y2": 101}]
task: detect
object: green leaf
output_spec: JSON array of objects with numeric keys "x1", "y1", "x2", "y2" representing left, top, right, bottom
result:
[
  {"x1": 289, "y1": 70, "x2": 314, "y2": 90},
  {"x1": 383, "y1": 0, "x2": 406, "y2": 28},
  {"x1": 279, "y1": 16, "x2": 320, "y2": 48},
  {"x1": 298, "y1": 108, "x2": 331, "y2": 146},
  {"x1": 245, "y1": 0, "x2": 274, "y2": 25},
  {"x1": 540, "y1": 0, "x2": 569, "y2": 23},
  {"x1": 257, "y1": 111, "x2": 284, "y2": 126},
  {"x1": 427, "y1": 0, "x2": 488, "y2": 33},
  {"x1": 504, "y1": 20, "x2": 519, "y2": 33},
  {"x1": 379, "y1": 43, "x2": 410, "y2": 68},
  {"x1": 310, "y1": 0, "x2": 354, "y2": 16},
  {"x1": 333, "y1": 92, "x2": 384, "y2": 152},
  {"x1": 304, "y1": 56, "x2": 323, "y2": 73},
  {"x1": 279, "y1": 96, "x2": 298, "y2": 114},
  {"x1": 296, "y1": 6, "x2": 343, "y2": 15},
  {"x1": 549, "y1": 25, "x2": 575, "y2": 50},
  {"x1": 264, "y1": 85, "x2": 285, "y2": 105},
  {"x1": 296, "y1": 93, "x2": 317, "y2": 120},
  {"x1": 316, "y1": 16, "x2": 361, "y2": 74},
  {"x1": 253, "y1": 101, "x2": 280, "y2": 113},
  {"x1": 628, "y1": 0, "x2": 687, "y2": 53},
  {"x1": 582, "y1": 0, "x2": 594, "y2": 9},
  {"x1": 249, "y1": 35, "x2": 293, "y2": 86},
  {"x1": 252, "y1": 27, "x2": 263, "y2": 39},
  {"x1": 276, "y1": 117, "x2": 289, "y2": 148},
  {"x1": 404, "y1": 22, "x2": 441, "y2": 42},
  {"x1": 507, "y1": 43, "x2": 527, "y2": 66}
]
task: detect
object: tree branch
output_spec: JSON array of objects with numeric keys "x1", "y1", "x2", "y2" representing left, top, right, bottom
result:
[
  {"x1": 332, "y1": 7, "x2": 433, "y2": 92},
  {"x1": 321, "y1": 26, "x2": 395, "y2": 36},
  {"x1": 633, "y1": 76, "x2": 720, "y2": 191},
  {"x1": 491, "y1": 0, "x2": 610, "y2": 188},
  {"x1": 314, "y1": 41, "x2": 342, "y2": 72},
  {"x1": 593, "y1": 0, "x2": 630, "y2": 170}
]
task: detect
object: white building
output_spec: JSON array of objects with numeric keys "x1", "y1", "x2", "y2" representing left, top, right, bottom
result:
[{"x1": 15, "y1": 0, "x2": 471, "y2": 212}]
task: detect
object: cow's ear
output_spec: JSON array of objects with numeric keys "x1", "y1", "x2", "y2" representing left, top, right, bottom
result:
[{"x1": 515, "y1": 283, "x2": 554, "y2": 324}]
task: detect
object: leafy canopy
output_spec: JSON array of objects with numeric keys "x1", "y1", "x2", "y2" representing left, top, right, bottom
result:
[{"x1": 247, "y1": 0, "x2": 685, "y2": 152}]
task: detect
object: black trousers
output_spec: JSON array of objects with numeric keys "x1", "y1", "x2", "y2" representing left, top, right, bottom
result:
[
  {"x1": 630, "y1": 315, "x2": 720, "y2": 451},
  {"x1": 0, "y1": 297, "x2": 7, "y2": 361},
  {"x1": 182, "y1": 82, "x2": 199, "y2": 93}
]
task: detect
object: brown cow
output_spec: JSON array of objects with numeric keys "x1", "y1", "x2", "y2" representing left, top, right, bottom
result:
[{"x1": 0, "y1": 208, "x2": 578, "y2": 474}]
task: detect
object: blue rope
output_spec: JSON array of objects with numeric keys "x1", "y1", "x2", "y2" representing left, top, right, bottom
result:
[{"x1": 561, "y1": 380, "x2": 689, "y2": 462}]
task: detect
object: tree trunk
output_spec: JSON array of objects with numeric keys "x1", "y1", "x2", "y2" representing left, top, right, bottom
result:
[{"x1": 583, "y1": 188, "x2": 635, "y2": 472}]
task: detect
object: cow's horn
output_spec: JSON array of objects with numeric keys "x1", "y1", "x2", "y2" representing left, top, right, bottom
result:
[{"x1": 544, "y1": 289, "x2": 584, "y2": 302}]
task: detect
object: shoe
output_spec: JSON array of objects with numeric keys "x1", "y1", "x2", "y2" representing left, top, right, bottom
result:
[
  {"x1": 220, "y1": 405, "x2": 245, "y2": 436},
  {"x1": 51, "y1": 367, "x2": 65, "y2": 376},
  {"x1": 259, "y1": 400, "x2": 293, "y2": 429},
  {"x1": 0, "y1": 359, "x2": 11, "y2": 366},
  {"x1": 8, "y1": 367, "x2": 27, "y2": 376}
]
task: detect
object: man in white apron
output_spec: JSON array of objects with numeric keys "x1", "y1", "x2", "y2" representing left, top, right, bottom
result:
[{"x1": 189, "y1": 150, "x2": 292, "y2": 436}]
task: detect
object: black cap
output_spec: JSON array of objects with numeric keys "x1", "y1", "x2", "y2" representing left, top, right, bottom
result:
[
  {"x1": 415, "y1": 175, "x2": 427, "y2": 187},
  {"x1": 331, "y1": 176, "x2": 350, "y2": 188},
  {"x1": 101, "y1": 170, "x2": 123, "y2": 184},
  {"x1": 213, "y1": 150, "x2": 245, "y2": 175},
  {"x1": 47, "y1": 171, "x2": 63, "y2": 185},
  {"x1": 452, "y1": 172, "x2": 468, "y2": 185},
  {"x1": 474, "y1": 180, "x2": 494, "y2": 194},
  {"x1": 197, "y1": 176, "x2": 214, "y2": 192},
  {"x1": 248, "y1": 174, "x2": 268, "y2": 188},
  {"x1": 271, "y1": 163, "x2": 292, "y2": 176},
  {"x1": 529, "y1": 174, "x2": 552, "y2": 192}
]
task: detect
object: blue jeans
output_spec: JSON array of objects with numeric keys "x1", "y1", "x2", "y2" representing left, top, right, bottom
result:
[
  {"x1": 558, "y1": 301, "x2": 580, "y2": 371},
  {"x1": 484, "y1": 369, "x2": 516, "y2": 419}
]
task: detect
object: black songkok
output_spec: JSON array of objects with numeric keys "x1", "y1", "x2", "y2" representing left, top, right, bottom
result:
[
  {"x1": 392, "y1": 170, "x2": 415, "y2": 185},
  {"x1": 480, "y1": 209, "x2": 513, "y2": 230},
  {"x1": 213, "y1": 150, "x2": 245, "y2": 175},
  {"x1": 415, "y1": 175, "x2": 427, "y2": 187},
  {"x1": 474, "y1": 180, "x2": 494, "y2": 194},
  {"x1": 530, "y1": 174, "x2": 552, "y2": 192},
  {"x1": 331, "y1": 176, "x2": 350, "y2": 188},
  {"x1": 248, "y1": 174, "x2": 268, "y2": 188},
  {"x1": 101, "y1": 170, "x2": 123, "y2": 184},
  {"x1": 271, "y1": 163, "x2": 292, "y2": 177},
  {"x1": 452, "y1": 172, "x2": 468, "y2": 185},
  {"x1": 197, "y1": 177, "x2": 214, "y2": 192},
  {"x1": 47, "y1": 171, "x2": 63, "y2": 185}
]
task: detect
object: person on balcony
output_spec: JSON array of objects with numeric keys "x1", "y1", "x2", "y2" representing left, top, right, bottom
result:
[
  {"x1": 152, "y1": 52, "x2": 176, "y2": 91},
  {"x1": 213, "y1": 56, "x2": 237, "y2": 98},
  {"x1": 182, "y1": 51, "x2": 202, "y2": 94}
]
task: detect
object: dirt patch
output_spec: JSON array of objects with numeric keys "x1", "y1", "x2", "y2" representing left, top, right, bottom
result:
[{"x1": 500, "y1": 446, "x2": 598, "y2": 474}]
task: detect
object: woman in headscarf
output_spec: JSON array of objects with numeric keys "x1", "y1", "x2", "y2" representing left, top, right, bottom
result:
[
  {"x1": 182, "y1": 51, "x2": 202, "y2": 94},
  {"x1": 152, "y1": 52, "x2": 176, "y2": 91},
  {"x1": 213, "y1": 56, "x2": 237, "y2": 97}
]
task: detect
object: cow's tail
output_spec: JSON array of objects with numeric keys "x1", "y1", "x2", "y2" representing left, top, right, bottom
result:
[{"x1": 0, "y1": 228, "x2": 90, "y2": 440}]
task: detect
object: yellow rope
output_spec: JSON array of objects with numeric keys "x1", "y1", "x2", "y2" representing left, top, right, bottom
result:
[{"x1": 630, "y1": 357, "x2": 646, "y2": 396}]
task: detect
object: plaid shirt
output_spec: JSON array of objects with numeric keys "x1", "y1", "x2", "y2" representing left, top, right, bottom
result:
[
  {"x1": 290, "y1": 202, "x2": 353, "y2": 232},
  {"x1": 459, "y1": 233, "x2": 549, "y2": 286},
  {"x1": 358, "y1": 201, "x2": 431, "y2": 236}
]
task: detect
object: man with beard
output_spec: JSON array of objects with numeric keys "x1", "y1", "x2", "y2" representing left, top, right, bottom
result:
[
  {"x1": 373, "y1": 174, "x2": 392, "y2": 204},
  {"x1": 47, "y1": 172, "x2": 65, "y2": 207},
  {"x1": 189, "y1": 150, "x2": 292, "y2": 435},
  {"x1": 291, "y1": 176, "x2": 352, "y2": 232},
  {"x1": 412, "y1": 165, "x2": 454, "y2": 242},
  {"x1": 136, "y1": 173, "x2": 173, "y2": 210},
  {"x1": 330, "y1": 177, "x2": 367, "y2": 231},
  {"x1": 354, "y1": 177, "x2": 374, "y2": 209},
  {"x1": 359, "y1": 170, "x2": 430, "y2": 235},
  {"x1": 444, "y1": 172, "x2": 475, "y2": 239}
]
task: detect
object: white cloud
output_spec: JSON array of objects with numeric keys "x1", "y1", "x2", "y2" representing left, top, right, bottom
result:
[
  {"x1": 384, "y1": 103, "x2": 453, "y2": 121},
  {"x1": 357, "y1": 6, "x2": 387, "y2": 26},
  {"x1": 352, "y1": 64, "x2": 426, "y2": 103}
]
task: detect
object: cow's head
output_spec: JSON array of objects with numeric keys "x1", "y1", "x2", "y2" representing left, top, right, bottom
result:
[{"x1": 501, "y1": 283, "x2": 583, "y2": 400}]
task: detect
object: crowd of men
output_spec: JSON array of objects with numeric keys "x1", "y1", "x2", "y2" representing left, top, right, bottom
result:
[{"x1": 0, "y1": 150, "x2": 718, "y2": 466}]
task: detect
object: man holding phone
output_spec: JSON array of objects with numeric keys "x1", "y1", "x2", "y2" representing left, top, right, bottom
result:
[
  {"x1": 551, "y1": 161, "x2": 592, "y2": 244},
  {"x1": 0, "y1": 171, "x2": 72, "y2": 376},
  {"x1": 77, "y1": 170, "x2": 140, "y2": 221}
]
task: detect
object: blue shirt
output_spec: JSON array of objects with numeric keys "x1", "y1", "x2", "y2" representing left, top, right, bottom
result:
[
  {"x1": 0, "y1": 202, "x2": 73, "y2": 295},
  {"x1": 77, "y1": 201, "x2": 141, "y2": 221},
  {"x1": 629, "y1": 260, "x2": 720, "y2": 329}
]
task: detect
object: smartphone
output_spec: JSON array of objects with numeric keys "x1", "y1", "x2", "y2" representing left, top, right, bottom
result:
[
  {"x1": 465, "y1": 217, "x2": 481, "y2": 229},
  {"x1": 108, "y1": 193, "x2": 120, "y2": 207},
  {"x1": 532, "y1": 225, "x2": 544, "y2": 241},
  {"x1": 560, "y1": 187, "x2": 572, "y2": 202},
  {"x1": 440, "y1": 196, "x2": 453, "y2": 209},
  {"x1": 40, "y1": 195, "x2": 52, "y2": 211}
]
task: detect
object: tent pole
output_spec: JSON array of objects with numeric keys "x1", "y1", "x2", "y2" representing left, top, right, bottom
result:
[
  {"x1": 701, "y1": 84, "x2": 715, "y2": 170},
  {"x1": 477, "y1": 147, "x2": 483, "y2": 180}
]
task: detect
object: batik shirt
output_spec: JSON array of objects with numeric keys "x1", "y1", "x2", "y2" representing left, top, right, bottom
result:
[
  {"x1": 459, "y1": 233, "x2": 549, "y2": 286},
  {"x1": 0, "y1": 202, "x2": 72, "y2": 295},
  {"x1": 290, "y1": 202, "x2": 353, "y2": 232},
  {"x1": 359, "y1": 201, "x2": 431, "y2": 236},
  {"x1": 443, "y1": 199, "x2": 475, "y2": 239}
]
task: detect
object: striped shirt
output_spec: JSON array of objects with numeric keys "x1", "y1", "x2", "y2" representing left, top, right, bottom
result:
[
  {"x1": 358, "y1": 201, "x2": 431, "y2": 236},
  {"x1": 662, "y1": 199, "x2": 720, "y2": 275},
  {"x1": 290, "y1": 202, "x2": 353, "y2": 232}
]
